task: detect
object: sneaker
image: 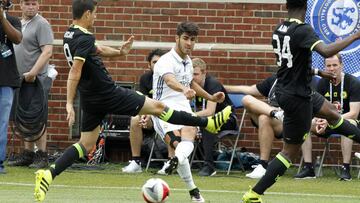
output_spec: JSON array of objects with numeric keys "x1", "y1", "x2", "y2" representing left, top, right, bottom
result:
[
  {"x1": 34, "y1": 169, "x2": 53, "y2": 202},
  {"x1": 122, "y1": 160, "x2": 142, "y2": 173},
  {"x1": 164, "y1": 156, "x2": 178, "y2": 175},
  {"x1": 206, "y1": 106, "x2": 232, "y2": 134},
  {"x1": 338, "y1": 166, "x2": 352, "y2": 181},
  {"x1": 355, "y1": 152, "x2": 360, "y2": 160},
  {"x1": 246, "y1": 165, "x2": 266, "y2": 179},
  {"x1": 7, "y1": 149, "x2": 35, "y2": 167},
  {"x1": 157, "y1": 160, "x2": 170, "y2": 175},
  {"x1": 29, "y1": 151, "x2": 49, "y2": 169},
  {"x1": 198, "y1": 164, "x2": 216, "y2": 177},
  {"x1": 242, "y1": 187, "x2": 262, "y2": 203},
  {"x1": 273, "y1": 110, "x2": 284, "y2": 122},
  {"x1": 189, "y1": 188, "x2": 205, "y2": 202},
  {"x1": 294, "y1": 166, "x2": 316, "y2": 179}
]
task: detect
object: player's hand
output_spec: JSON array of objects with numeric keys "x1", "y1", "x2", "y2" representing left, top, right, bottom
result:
[
  {"x1": 119, "y1": 35, "x2": 134, "y2": 56},
  {"x1": 211, "y1": 92, "x2": 225, "y2": 103},
  {"x1": 139, "y1": 115, "x2": 150, "y2": 128},
  {"x1": 315, "y1": 118, "x2": 328, "y2": 134},
  {"x1": 183, "y1": 88, "x2": 196, "y2": 100},
  {"x1": 66, "y1": 103, "x2": 76, "y2": 127},
  {"x1": 319, "y1": 70, "x2": 336, "y2": 83},
  {"x1": 23, "y1": 72, "x2": 36, "y2": 83}
]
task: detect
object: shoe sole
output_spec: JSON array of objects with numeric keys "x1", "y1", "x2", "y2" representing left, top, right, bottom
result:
[{"x1": 294, "y1": 176, "x2": 316, "y2": 180}]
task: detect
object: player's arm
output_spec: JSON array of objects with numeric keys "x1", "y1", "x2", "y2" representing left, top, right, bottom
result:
[
  {"x1": 191, "y1": 80, "x2": 224, "y2": 103},
  {"x1": 342, "y1": 102, "x2": 360, "y2": 119},
  {"x1": 23, "y1": 45, "x2": 53, "y2": 82},
  {"x1": 97, "y1": 35, "x2": 134, "y2": 57},
  {"x1": 313, "y1": 32, "x2": 360, "y2": 58},
  {"x1": 163, "y1": 73, "x2": 196, "y2": 100},
  {"x1": 0, "y1": 10, "x2": 22, "y2": 44},
  {"x1": 224, "y1": 84, "x2": 262, "y2": 96},
  {"x1": 66, "y1": 59, "x2": 84, "y2": 126},
  {"x1": 196, "y1": 100, "x2": 217, "y2": 117}
]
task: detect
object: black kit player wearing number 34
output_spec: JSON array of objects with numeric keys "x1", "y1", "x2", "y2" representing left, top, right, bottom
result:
[{"x1": 242, "y1": 0, "x2": 360, "y2": 202}]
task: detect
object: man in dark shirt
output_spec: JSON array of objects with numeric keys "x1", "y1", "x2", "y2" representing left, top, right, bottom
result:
[
  {"x1": 34, "y1": 1, "x2": 231, "y2": 201},
  {"x1": 242, "y1": 0, "x2": 360, "y2": 202},
  {"x1": 192, "y1": 58, "x2": 238, "y2": 177},
  {"x1": 0, "y1": 0, "x2": 22, "y2": 174},
  {"x1": 122, "y1": 48, "x2": 167, "y2": 173},
  {"x1": 296, "y1": 54, "x2": 360, "y2": 181}
]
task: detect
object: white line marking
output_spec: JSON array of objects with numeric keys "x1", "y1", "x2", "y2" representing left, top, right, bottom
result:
[{"x1": 1, "y1": 181, "x2": 359, "y2": 199}]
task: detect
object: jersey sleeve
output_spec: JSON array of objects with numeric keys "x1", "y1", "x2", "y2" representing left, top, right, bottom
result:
[
  {"x1": 349, "y1": 77, "x2": 360, "y2": 102},
  {"x1": 36, "y1": 19, "x2": 54, "y2": 46},
  {"x1": 74, "y1": 35, "x2": 95, "y2": 62},
  {"x1": 205, "y1": 76, "x2": 223, "y2": 95},
  {"x1": 154, "y1": 58, "x2": 175, "y2": 77},
  {"x1": 296, "y1": 24, "x2": 322, "y2": 51},
  {"x1": 256, "y1": 75, "x2": 276, "y2": 96}
]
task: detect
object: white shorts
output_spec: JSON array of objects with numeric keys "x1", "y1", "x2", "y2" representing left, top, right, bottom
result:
[{"x1": 152, "y1": 100, "x2": 193, "y2": 139}]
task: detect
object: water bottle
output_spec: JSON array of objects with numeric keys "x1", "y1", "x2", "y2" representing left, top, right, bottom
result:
[{"x1": 315, "y1": 156, "x2": 322, "y2": 177}]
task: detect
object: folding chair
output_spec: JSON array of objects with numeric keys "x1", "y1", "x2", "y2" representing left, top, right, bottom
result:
[
  {"x1": 297, "y1": 134, "x2": 341, "y2": 177},
  {"x1": 190, "y1": 93, "x2": 247, "y2": 175},
  {"x1": 145, "y1": 133, "x2": 167, "y2": 172}
]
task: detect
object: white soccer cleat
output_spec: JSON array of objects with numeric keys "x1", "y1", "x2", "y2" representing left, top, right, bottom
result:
[
  {"x1": 157, "y1": 160, "x2": 171, "y2": 175},
  {"x1": 122, "y1": 160, "x2": 142, "y2": 173},
  {"x1": 245, "y1": 164, "x2": 266, "y2": 179}
]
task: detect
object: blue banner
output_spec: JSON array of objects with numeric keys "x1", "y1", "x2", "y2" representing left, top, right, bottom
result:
[{"x1": 306, "y1": 0, "x2": 360, "y2": 76}]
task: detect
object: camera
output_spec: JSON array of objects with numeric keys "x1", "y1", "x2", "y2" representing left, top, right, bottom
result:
[{"x1": 0, "y1": 0, "x2": 12, "y2": 10}]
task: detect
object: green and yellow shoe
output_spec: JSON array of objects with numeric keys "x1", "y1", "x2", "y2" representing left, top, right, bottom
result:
[
  {"x1": 242, "y1": 187, "x2": 262, "y2": 203},
  {"x1": 205, "y1": 105, "x2": 232, "y2": 134},
  {"x1": 34, "y1": 169, "x2": 53, "y2": 202}
]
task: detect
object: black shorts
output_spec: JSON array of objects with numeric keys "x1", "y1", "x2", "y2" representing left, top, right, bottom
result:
[
  {"x1": 311, "y1": 91, "x2": 325, "y2": 115},
  {"x1": 276, "y1": 92, "x2": 312, "y2": 144},
  {"x1": 81, "y1": 87, "x2": 146, "y2": 132}
]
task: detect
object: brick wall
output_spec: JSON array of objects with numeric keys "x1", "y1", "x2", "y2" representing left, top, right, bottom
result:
[{"x1": 7, "y1": 0, "x2": 359, "y2": 164}]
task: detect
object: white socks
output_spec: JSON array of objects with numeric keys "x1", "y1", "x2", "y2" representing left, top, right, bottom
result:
[
  {"x1": 177, "y1": 158, "x2": 196, "y2": 190},
  {"x1": 175, "y1": 140, "x2": 194, "y2": 164}
]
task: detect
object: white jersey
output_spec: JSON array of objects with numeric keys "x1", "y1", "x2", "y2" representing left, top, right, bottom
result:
[
  {"x1": 153, "y1": 48, "x2": 193, "y2": 107},
  {"x1": 152, "y1": 48, "x2": 194, "y2": 137}
]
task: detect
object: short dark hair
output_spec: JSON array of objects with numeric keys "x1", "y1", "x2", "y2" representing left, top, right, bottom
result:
[
  {"x1": 147, "y1": 49, "x2": 166, "y2": 63},
  {"x1": 286, "y1": 0, "x2": 307, "y2": 10},
  {"x1": 325, "y1": 53, "x2": 343, "y2": 64},
  {"x1": 72, "y1": 0, "x2": 97, "y2": 20},
  {"x1": 176, "y1": 21, "x2": 199, "y2": 37}
]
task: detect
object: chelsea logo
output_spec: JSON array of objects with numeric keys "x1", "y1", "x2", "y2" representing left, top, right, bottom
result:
[{"x1": 310, "y1": 0, "x2": 360, "y2": 53}]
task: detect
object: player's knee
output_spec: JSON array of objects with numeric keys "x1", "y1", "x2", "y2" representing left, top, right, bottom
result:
[
  {"x1": 166, "y1": 131, "x2": 181, "y2": 149},
  {"x1": 153, "y1": 101, "x2": 166, "y2": 116},
  {"x1": 258, "y1": 114, "x2": 271, "y2": 124},
  {"x1": 242, "y1": 95, "x2": 254, "y2": 108}
]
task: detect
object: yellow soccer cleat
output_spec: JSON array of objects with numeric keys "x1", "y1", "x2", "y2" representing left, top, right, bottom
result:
[
  {"x1": 242, "y1": 187, "x2": 263, "y2": 203},
  {"x1": 34, "y1": 169, "x2": 53, "y2": 202},
  {"x1": 205, "y1": 105, "x2": 232, "y2": 134}
]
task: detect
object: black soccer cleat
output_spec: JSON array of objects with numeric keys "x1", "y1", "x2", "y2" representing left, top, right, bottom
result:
[{"x1": 164, "y1": 156, "x2": 178, "y2": 175}]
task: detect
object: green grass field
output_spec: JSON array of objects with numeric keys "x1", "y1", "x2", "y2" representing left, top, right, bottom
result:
[{"x1": 0, "y1": 164, "x2": 360, "y2": 203}]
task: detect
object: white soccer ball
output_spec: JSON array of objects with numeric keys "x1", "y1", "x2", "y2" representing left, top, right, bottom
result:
[{"x1": 142, "y1": 178, "x2": 170, "y2": 203}]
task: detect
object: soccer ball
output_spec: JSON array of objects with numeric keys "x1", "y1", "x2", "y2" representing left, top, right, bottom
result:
[{"x1": 142, "y1": 178, "x2": 170, "y2": 203}]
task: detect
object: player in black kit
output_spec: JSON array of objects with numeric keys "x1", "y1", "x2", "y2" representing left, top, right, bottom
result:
[
  {"x1": 242, "y1": 0, "x2": 360, "y2": 202},
  {"x1": 33, "y1": 1, "x2": 232, "y2": 201}
]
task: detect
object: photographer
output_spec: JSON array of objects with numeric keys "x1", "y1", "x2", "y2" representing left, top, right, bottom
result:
[{"x1": 0, "y1": 0, "x2": 22, "y2": 174}]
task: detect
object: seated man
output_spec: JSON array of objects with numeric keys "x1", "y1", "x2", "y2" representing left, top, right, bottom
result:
[
  {"x1": 192, "y1": 58, "x2": 238, "y2": 176},
  {"x1": 296, "y1": 54, "x2": 360, "y2": 181},
  {"x1": 225, "y1": 75, "x2": 283, "y2": 179},
  {"x1": 122, "y1": 49, "x2": 172, "y2": 173}
]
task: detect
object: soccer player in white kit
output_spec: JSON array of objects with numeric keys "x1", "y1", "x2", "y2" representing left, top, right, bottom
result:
[{"x1": 152, "y1": 21, "x2": 228, "y2": 202}]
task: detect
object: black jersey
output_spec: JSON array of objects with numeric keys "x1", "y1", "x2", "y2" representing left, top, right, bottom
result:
[
  {"x1": 317, "y1": 73, "x2": 360, "y2": 115},
  {"x1": 195, "y1": 75, "x2": 235, "y2": 114},
  {"x1": 63, "y1": 25, "x2": 116, "y2": 101},
  {"x1": 256, "y1": 74, "x2": 279, "y2": 107},
  {"x1": 272, "y1": 19, "x2": 321, "y2": 98},
  {"x1": 139, "y1": 70, "x2": 153, "y2": 98}
]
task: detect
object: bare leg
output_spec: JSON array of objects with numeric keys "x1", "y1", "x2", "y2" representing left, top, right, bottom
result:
[
  {"x1": 341, "y1": 136, "x2": 353, "y2": 164},
  {"x1": 129, "y1": 116, "x2": 143, "y2": 157},
  {"x1": 301, "y1": 135, "x2": 312, "y2": 163}
]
